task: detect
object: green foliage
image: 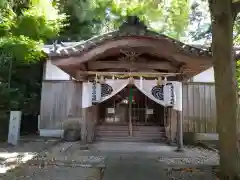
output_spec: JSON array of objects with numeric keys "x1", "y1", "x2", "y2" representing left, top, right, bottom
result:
[
  {"x1": 162, "y1": 0, "x2": 190, "y2": 39},
  {"x1": 0, "y1": 0, "x2": 64, "y2": 114},
  {"x1": 234, "y1": 15, "x2": 240, "y2": 45},
  {"x1": 0, "y1": 0, "x2": 8, "y2": 8},
  {"x1": 0, "y1": 36, "x2": 44, "y2": 62},
  {"x1": 102, "y1": 0, "x2": 190, "y2": 39},
  {"x1": 56, "y1": 0, "x2": 108, "y2": 41},
  {"x1": 14, "y1": 7, "x2": 65, "y2": 41},
  {"x1": 236, "y1": 60, "x2": 240, "y2": 89},
  {"x1": 57, "y1": 0, "x2": 191, "y2": 41},
  {"x1": 0, "y1": 8, "x2": 16, "y2": 37},
  {"x1": 106, "y1": 0, "x2": 164, "y2": 28}
]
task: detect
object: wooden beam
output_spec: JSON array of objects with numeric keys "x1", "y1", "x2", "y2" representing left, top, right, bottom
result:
[
  {"x1": 77, "y1": 71, "x2": 180, "y2": 77},
  {"x1": 80, "y1": 64, "x2": 87, "y2": 70},
  {"x1": 87, "y1": 61, "x2": 176, "y2": 71}
]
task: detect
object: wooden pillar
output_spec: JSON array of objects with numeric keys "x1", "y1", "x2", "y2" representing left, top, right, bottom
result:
[
  {"x1": 176, "y1": 81, "x2": 184, "y2": 151},
  {"x1": 128, "y1": 83, "x2": 133, "y2": 137},
  {"x1": 69, "y1": 81, "x2": 83, "y2": 117},
  {"x1": 176, "y1": 110, "x2": 184, "y2": 151},
  {"x1": 164, "y1": 108, "x2": 177, "y2": 145},
  {"x1": 165, "y1": 108, "x2": 173, "y2": 145},
  {"x1": 129, "y1": 94, "x2": 133, "y2": 137},
  {"x1": 81, "y1": 107, "x2": 88, "y2": 143},
  {"x1": 64, "y1": 81, "x2": 83, "y2": 141},
  {"x1": 81, "y1": 81, "x2": 92, "y2": 144}
]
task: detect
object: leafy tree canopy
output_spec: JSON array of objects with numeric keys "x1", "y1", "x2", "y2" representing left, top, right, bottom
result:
[
  {"x1": 0, "y1": 0, "x2": 65, "y2": 112},
  {"x1": 57, "y1": 0, "x2": 190, "y2": 41}
]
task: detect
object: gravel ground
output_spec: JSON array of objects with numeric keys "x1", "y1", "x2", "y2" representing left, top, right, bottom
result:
[
  {"x1": 1, "y1": 165, "x2": 102, "y2": 180},
  {"x1": 158, "y1": 147, "x2": 219, "y2": 165},
  {"x1": 0, "y1": 141, "x2": 220, "y2": 180},
  {"x1": 160, "y1": 146, "x2": 219, "y2": 179},
  {"x1": 0, "y1": 138, "x2": 60, "y2": 174},
  {"x1": 165, "y1": 167, "x2": 218, "y2": 180}
]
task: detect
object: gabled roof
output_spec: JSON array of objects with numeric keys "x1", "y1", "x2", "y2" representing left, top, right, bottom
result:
[
  {"x1": 44, "y1": 16, "x2": 212, "y2": 59},
  {"x1": 43, "y1": 16, "x2": 215, "y2": 80}
]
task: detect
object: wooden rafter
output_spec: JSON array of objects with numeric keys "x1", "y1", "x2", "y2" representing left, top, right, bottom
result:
[{"x1": 87, "y1": 61, "x2": 177, "y2": 71}]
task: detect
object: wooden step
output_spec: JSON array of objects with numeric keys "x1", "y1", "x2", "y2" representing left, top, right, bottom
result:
[
  {"x1": 95, "y1": 125, "x2": 166, "y2": 142},
  {"x1": 96, "y1": 125, "x2": 165, "y2": 131},
  {"x1": 95, "y1": 136, "x2": 166, "y2": 142}
]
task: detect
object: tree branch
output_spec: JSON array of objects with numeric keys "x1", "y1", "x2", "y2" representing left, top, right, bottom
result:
[{"x1": 233, "y1": 1, "x2": 240, "y2": 14}]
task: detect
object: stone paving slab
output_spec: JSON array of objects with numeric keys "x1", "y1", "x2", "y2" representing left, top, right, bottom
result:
[
  {"x1": 47, "y1": 142, "x2": 202, "y2": 160},
  {"x1": 103, "y1": 157, "x2": 167, "y2": 180}
]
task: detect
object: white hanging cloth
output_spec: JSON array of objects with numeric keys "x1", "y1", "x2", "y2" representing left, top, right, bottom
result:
[
  {"x1": 164, "y1": 82, "x2": 175, "y2": 108},
  {"x1": 172, "y1": 81, "x2": 182, "y2": 111},
  {"x1": 83, "y1": 78, "x2": 182, "y2": 111},
  {"x1": 99, "y1": 79, "x2": 129, "y2": 103},
  {"x1": 134, "y1": 80, "x2": 182, "y2": 111},
  {"x1": 82, "y1": 82, "x2": 93, "y2": 108},
  {"x1": 134, "y1": 80, "x2": 166, "y2": 106},
  {"x1": 92, "y1": 82, "x2": 101, "y2": 103}
]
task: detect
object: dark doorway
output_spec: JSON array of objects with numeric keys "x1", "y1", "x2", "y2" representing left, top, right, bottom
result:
[{"x1": 98, "y1": 86, "x2": 165, "y2": 126}]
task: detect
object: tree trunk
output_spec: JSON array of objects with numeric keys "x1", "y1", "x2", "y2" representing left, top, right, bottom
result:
[{"x1": 209, "y1": 0, "x2": 239, "y2": 179}]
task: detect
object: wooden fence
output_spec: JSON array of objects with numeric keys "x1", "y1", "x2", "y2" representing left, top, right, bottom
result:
[{"x1": 182, "y1": 82, "x2": 217, "y2": 133}]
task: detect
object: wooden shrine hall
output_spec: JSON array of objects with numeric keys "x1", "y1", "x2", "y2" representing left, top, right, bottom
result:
[{"x1": 40, "y1": 16, "x2": 213, "y2": 147}]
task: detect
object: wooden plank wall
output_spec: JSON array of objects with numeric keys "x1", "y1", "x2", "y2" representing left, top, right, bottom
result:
[
  {"x1": 40, "y1": 81, "x2": 217, "y2": 134},
  {"x1": 40, "y1": 80, "x2": 82, "y2": 129},
  {"x1": 182, "y1": 82, "x2": 217, "y2": 133}
]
